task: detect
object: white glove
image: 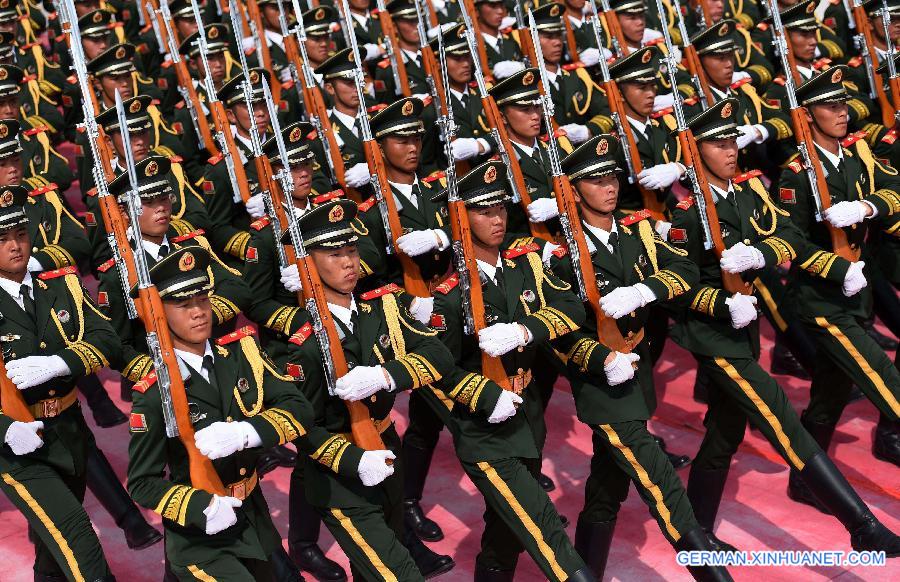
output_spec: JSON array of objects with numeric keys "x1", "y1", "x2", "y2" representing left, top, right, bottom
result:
[
  {"x1": 451, "y1": 137, "x2": 482, "y2": 161},
  {"x1": 195, "y1": 421, "x2": 262, "y2": 460},
  {"x1": 500, "y1": 15, "x2": 517, "y2": 30},
  {"x1": 26, "y1": 256, "x2": 43, "y2": 272},
  {"x1": 364, "y1": 43, "x2": 385, "y2": 61},
  {"x1": 731, "y1": 71, "x2": 752, "y2": 84},
  {"x1": 335, "y1": 366, "x2": 392, "y2": 401},
  {"x1": 431, "y1": 0, "x2": 447, "y2": 12},
  {"x1": 244, "y1": 193, "x2": 266, "y2": 219},
  {"x1": 357, "y1": 450, "x2": 396, "y2": 486},
  {"x1": 561, "y1": 123, "x2": 590, "y2": 144},
  {"x1": 409, "y1": 296, "x2": 434, "y2": 325},
  {"x1": 736, "y1": 125, "x2": 765, "y2": 149},
  {"x1": 492, "y1": 60, "x2": 526, "y2": 80},
  {"x1": 203, "y1": 495, "x2": 242, "y2": 535},
  {"x1": 638, "y1": 163, "x2": 684, "y2": 190},
  {"x1": 579, "y1": 47, "x2": 601, "y2": 67},
  {"x1": 426, "y1": 23, "x2": 455, "y2": 39},
  {"x1": 824, "y1": 200, "x2": 871, "y2": 228},
  {"x1": 397, "y1": 230, "x2": 440, "y2": 257},
  {"x1": 655, "y1": 220, "x2": 672, "y2": 240},
  {"x1": 279, "y1": 67, "x2": 293, "y2": 83},
  {"x1": 725, "y1": 293, "x2": 758, "y2": 329},
  {"x1": 653, "y1": 93, "x2": 676, "y2": 112},
  {"x1": 604, "y1": 352, "x2": 640, "y2": 386},
  {"x1": 6, "y1": 355, "x2": 70, "y2": 390},
  {"x1": 345, "y1": 162, "x2": 371, "y2": 188},
  {"x1": 478, "y1": 322, "x2": 528, "y2": 357},
  {"x1": 601, "y1": 284, "x2": 655, "y2": 319},
  {"x1": 240, "y1": 37, "x2": 255, "y2": 53},
  {"x1": 527, "y1": 197, "x2": 559, "y2": 223},
  {"x1": 642, "y1": 28, "x2": 664, "y2": 43},
  {"x1": 488, "y1": 390, "x2": 523, "y2": 423},
  {"x1": 720, "y1": 242, "x2": 765, "y2": 274},
  {"x1": 280, "y1": 264, "x2": 302, "y2": 293},
  {"x1": 4, "y1": 421, "x2": 43, "y2": 455},
  {"x1": 842, "y1": 260, "x2": 867, "y2": 297}
]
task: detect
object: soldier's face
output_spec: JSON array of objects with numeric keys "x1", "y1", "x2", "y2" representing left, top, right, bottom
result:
[
  {"x1": 305, "y1": 35, "x2": 330, "y2": 65},
  {"x1": 503, "y1": 103, "x2": 542, "y2": 140},
  {"x1": 807, "y1": 102, "x2": 849, "y2": 139},
  {"x1": 311, "y1": 245, "x2": 361, "y2": 295},
  {"x1": 229, "y1": 102, "x2": 270, "y2": 137},
  {"x1": 477, "y1": 3, "x2": 508, "y2": 29},
  {"x1": 175, "y1": 17, "x2": 199, "y2": 40},
  {"x1": 788, "y1": 29, "x2": 818, "y2": 63},
  {"x1": 395, "y1": 18, "x2": 420, "y2": 46},
  {"x1": 447, "y1": 54, "x2": 473, "y2": 85},
  {"x1": 381, "y1": 135, "x2": 421, "y2": 173},
  {"x1": 290, "y1": 162, "x2": 313, "y2": 202},
  {"x1": 700, "y1": 53, "x2": 735, "y2": 89},
  {"x1": 0, "y1": 226, "x2": 30, "y2": 279},
  {"x1": 616, "y1": 13, "x2": 645, "y2": 45},
  {"x1": 0, "y1": 95, "x2": 17, "y2": 119},
  {"x1": 82, "y1": 35, "x2": 110, "y2": 60},
  {"x1": 350, "y1": 0, "x2": 370, "y2": 10},
  {"x1": 195, "y1": 51, "x2": 227, "y2": 86},
  {"x1": 566, "y1": 0, "x2": 586, "y2": 12},
  {"x1": 575, "y1": 175, "x2": 620, "y2": 214},
  {"x1": 872, "y1": 15, "x2": 900, "y2": 43},
  {"x1": 137, "y1": 193, "x2": 173, "y2": 238},
  {"x1": 262, "y1": 5, "x2": 280, "y2": 29},
  {"x1": 694, "y1": 0, "x2": 724, "y2": 23},
  {"x1": 112, "y1": 130, "x2": 150, "y2": 162},
  {"x1": 326, "y1": 78, "x2": 360, "y2": 110},
  {"x1": 539, "y1": 31, "x2": 564, "y2": 66},
  {"x1": 468, "y1": 204, "x2": 507, "y2": 248},
  {"x1": 620, "y1": 81, "x2": 657, "y2": 118},
  {"x1": 164, "y1": 295, "x2": 213, "y2": 346},
  {"x1": 0, "y1": 153, "x2": 23, "y2": 186},
  {"x1": 100, "y1": 73, "x2": 133, "y2": 102},
  {"x1": 699, "y1": 138, "x2": 739, "y2": 181}
]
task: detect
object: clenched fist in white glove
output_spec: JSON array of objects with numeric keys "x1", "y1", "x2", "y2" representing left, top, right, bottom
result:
[
  {"x1": 397, "y1": 230, "x2": 440, "y2": 256},
  {"x1": 653, "y1": 93, "x2": 676, "y2": 112},
  {"x1": 195, "y1": 421, "x2": 262, "y2": 460},
  {"x1": 280, "y1": 264, "x2": 302, "y2": 292},
  {"x1": 604, "y1": 352, "x2": 640, "y2": 386},
  {"x1": 451, "y1": 137, "x2": 482, "y2": 161},
  {"x1": 357, "y1": 450, "x2": 396, "y2": 486},
  {"x1": 500, "y1": 15, "x2": 517, "y2": 30},
  {"x1": 720, "y1": 242, "x2": 765, "y2": 274},
  {"x1": 478, "y1": 322, "x2": 529, "y2": 357},
  {"x1": 6, "y1": 355, "x2": 70, "y2": 390},
  {"x1": 4, "y1": 421, "x2": 43, "y2": 455},
  {"x1": 527, "y1": 197, "x2": 559, "y2": 223},
  {"x1": 842, "y1": 260, "x2": 867, "y2": 297},
  {"x1": 642, "y1": 28, "x2": 664, "y2": 43},
  {"x1": 345, "y1": 162, "x2": 371, "y2": 188},
  {"x1": 736, "y1": 125, "x2": 765, "y2": 149},
  {"x1": 409, "y1": 297, "x2": 434, "y2": 325},
  {"x1": 27, "y1": 256, "x2": 43, "y2": 273},
  {"x1": 655, "y1": 220, "x2": 672, "y2": 240},
  {"x1": 335, "y1": 366, "x2": 392, "y2": 401},
  {"x1": 364, "y1": 43, "x2": 385, "y2": 61},
  {"x1": 488, "y1": 390, "x2": 523, "y2": 423},
  {"x1": 579, "y1": 47, "x2": 602, "y2": 67},
  {"x1": 824, "y1": 200, "x2": 872, "y2": 228},
  {"x1": 493, "y1": 60, "x2": 526, "y2": 79},
  {"x1": 204, "y1": 495, "x2": 242, "y2": 535},
  {"x1": 725, "y1": 293, "x2": 758, "y2": 329},
  {"x1": 732, "y1": 71, "x2": 752, "y2": 84},
  {"x1": 561, "y1": 123, "x2": 590, "y2": 144},
  {"x1": 638, "y1": 163, "x2": 684, "y2": 190},
  {"x1": 244, "y1": 193, "x2": 266, "y2": 219},
  {"x1": 601, "y1": 284, "x2": 656, "y2": 319}
]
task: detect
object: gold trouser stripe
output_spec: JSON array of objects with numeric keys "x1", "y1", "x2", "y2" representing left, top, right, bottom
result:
[
  {"x1": 714, "y1": 358, "x2": 805, "y2": 470},
  {"x1": 2, "y1": 473, "x2": 86, "y2": 582},
  {"x1": 815, "y1": 317, "x2": 900, "y2": 416},
  {"x1": 475, "y1": 461, "x2": 568, "y2": 581},
  {"x1": 187, "y1": 565, "x2": 217, "y2": 581},
  {"x1": 598, "y1": 425, "x2": 681, "y2": 542},
  {"x1": 330, "y1": 509, "x2": 398, "y2": 582},
  {"x1": 752, "y1": 277, "x2": 787, "y2": 332}
]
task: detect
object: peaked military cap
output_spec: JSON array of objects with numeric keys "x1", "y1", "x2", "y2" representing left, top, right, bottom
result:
[
  {"x1": 303, "y1": 5, "x2": 336, "y2": 35},
  {"x1": 78, "y1": 9, "x2": 114, "y2": 38},
  {"x1": 686, "y1": 97, "x2": 741, "y2": 141},
  {"x1": 563, "y1": 134, "x2": 622, "y2": 180},
  {"x1": 796, "y1": 65, "x2": 850, "y2": 105},
  {"x1": 0, "y1": 119, "x2": 22, "y2": 160},
  {"x1": 168, "y1": 0, "x2": 195, "y2": 18},
  {"x1": 263, "y1": 122, "x2": 317, "y2": 166},
  {"x1": 180, "y1": 24, "x2": 229, "y2": 58},
  {"x1": 0, "y1": 0, "x2": 16, "y2": 23},
  {"x1": 96, "y1": 95, "x2": 152, "y2": 133},
  {"x1": 218, "y1": 68, "x2": 272, "y2": 107},
  {"x1": 428, "y1": 23, "x2": 469, "y2": 56},
  {"x1": 489, "y1": 68, "x2": 542, "y2": 106},
  {"x1": 108, "y1": 156, "x2": 174, "y2": 202},
  {"x1": 88, "y1": 43, "x2": 137, "y2": 77},
  {"x1": 141, "y1": 246, "x2": 213, "y2": 300},
  {"x1": 611, "y1": 0, "x2": 645, "y2": 14},
  {"x1": 0, "y1": 32, "x2": 13, "y2": 59},
  {"x1": 609, "y1": 46, "x2": 659, "y2": 83},
  {"x1": 863, "y1": 0, "x2": 900, "y2": 16},
  {"x1": 0, "y1": 185, "x2": 29, "y2": 232},
  {"x1": 370, "y1": 97, "x2": 425, "y2": 138},
  {"x1": 777, "y1": 0, "x2": 819, "y2": 31},
  {"x1": 692, "y1": 19, "x2": 737, "y2": 55},
  {"x1": 0, "y1": 64, "x2": 23, "y2": 98},
  {"x1": 316, "y1": 48, "x2": 358, "y2": 80},
  {"x1": 386, "y1": 0, "x2": 418, "y2": 19},
  {"x1": 297, "y1": 199, "x2": 359, "y2": 249},
  {"x1": 532, "y1": 2, "x2": 566, "y2": 33},
  {"x1": 431, "y1": 161, "x2": 510, "y2": 208}
]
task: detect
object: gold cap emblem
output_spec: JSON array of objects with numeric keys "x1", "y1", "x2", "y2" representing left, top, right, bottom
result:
[
  {"x1": 523, "y1": 71, "x2": 535, "y2": 85},
  {"x1": 831, "y1": 68, "x2": 843, "y2": 83},
  {"x1": 0, "y1": 189, "x2": 12, "y2": 208},
  {"x1": 249, "y1": 70, "x2": 260, "y2": 84},
  {"x1": 720, "y1": 23, "x2": 729, "y2": 36},
  {"x1": 0, "y1": 123, "x2": 7, "y2": 139},
  {"x1": 484, "y1": 165, "x2": 497, "y2": 183},
  {"x1": 289, "y1": 126, "x2": 302, "y2": 142},
  {"x1": 721, "y1": 102, "x2": 733, "y2": 118},
  {"x1": 597, "y1": 138, "x2": 609, "y2": 155},
  {"x1": 549, "y1": 4, "x2": 560, "y2": 16},
  {"x1": 642, "y1": 50, "x2": 652, "y2": 63},
  {"x1": 92, "y1": 11, "x2": 104, "y2": 23},
  {"x1": 145, "y1": 160, "x2": 159, "y2": 176},
  {"x1": 328, "y1": 204, "x2": 344, "y2": 222},
  {"x1": 179, "y1": 251, "x2": 195, "y2": 271},
  {"x1": 315, "y1": 7, "x2": 326, "y2": 20},
  {"x1": 401, "y1": 99, "x2": 414, "y2": 116},
  {"x1": 129, "y1": 99, "x2": 141, "y2": 113},
  {"x1": 115, "y1": 46, "x2": 127, "y2": 60},
  {"x1": 0, "y1": 68, "x2": 6, "y2": 81},
  {"x1": 208, "y1": 25, "x2": 220, "y2": 39}
]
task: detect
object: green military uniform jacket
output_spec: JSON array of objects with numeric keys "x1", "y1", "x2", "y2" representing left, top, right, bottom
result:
[
  {"x1": 18, "y1": 118, "x2": 74, "y2": 193},
  {"x1": 615, "y1": 113, "x2": 680, "y2": 213},
  {"x1": 22, "y1": 176, "x2": 91, "y2": 270},
  {"x1": 482, "y1": 30, "x2": 523, "y2": 69},
  {"x1": 751, "y1": 22, "x2": 847, "y2": 68},
  {"x1": 61, "y1": 71, "x2": 163, "y2": 143},
  {"x1": 326, "y1": 110, "x2": 367, "y2": 170},
  {"x1": 203, "y1": 136, "x2": 260, "y2": 262},
  {"x1": 548, "y1": 64, "x2": 611, "y2": 135},
  {"x1": 17, "y1": 81, "x2": 66, "y2": 146}
]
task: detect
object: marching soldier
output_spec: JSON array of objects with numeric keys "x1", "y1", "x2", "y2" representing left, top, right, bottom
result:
[
  {"x1": 372, "y1": 0, "x2": 430, "y2": 101},
  {"x1": 0, "y1": 62, "x2": 67, "y2": 169},
  {"x1": 473, "y1": 0, "x2": 525, "y2": 77},
  {"x1": 752, "y1": 0, "x2": 848, "y2": 68}
]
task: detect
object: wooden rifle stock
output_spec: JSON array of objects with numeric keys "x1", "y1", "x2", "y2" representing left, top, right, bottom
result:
[
  {"x1": 0, "y1": 355, "x2": 34, "y2": 422},
  {"x1": 853, "y1": 5, "x2": 894, "y2": 127},
  {"x1": 377, "y1": 8, "x2": 412, "y2": 96},
  {"x1": 563, "y1": 16, "x2": 580, "y2": 63},
  {"x1": 208, "y1": 99, "x2": 253, "y2": 203},
  {"x1": 682, "y1": 43, "x2": 715, "y2": 107},
  {"x1": 600, "y1": 9, "x2": 628, "y2": 56}
]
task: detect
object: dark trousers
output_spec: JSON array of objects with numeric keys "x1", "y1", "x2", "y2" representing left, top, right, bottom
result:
[{"x1": 170, "y1": 556, "x2": 273, "y2": 581}]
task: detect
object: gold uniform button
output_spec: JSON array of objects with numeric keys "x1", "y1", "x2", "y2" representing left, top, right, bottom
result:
[
  {"x1": 32, "y1": 247, "x2": 38, "y2": 253},
  {"x1": 39, "y1": 341, "x2": 46, "y2": 349},
  {"x1": 743, "y1": 239, "x2": 751, "y2": 245},
  {"x1": 517, "y1": 346, "x2": 524, "y2": 352},
  {"x1": 239, "y1": 468, "x2": 247, "y2": 476},
  {"x1": 517, "y1": 368, "x2": 524, "y2": 375},
  {"x1": 48, "y1": 390, "x2": 56, "y2": 396},
  {"x1": 226, "y1": 416, "x2": 233, "y2": 422}
]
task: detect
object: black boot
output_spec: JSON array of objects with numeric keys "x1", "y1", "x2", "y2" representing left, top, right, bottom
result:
[
  {"x1": 674, "y1": 527, "x2": 735, "y2": 581},
  {"x1": 798, "y1": 451, "x2": 900, "y2": 556},
  {"x1": 693, "y1": 370, "x2": 709, "y2": 403},
  {"x1": 787, "y1": 417, "x2": 835, "y2": 515},
  {"x1": 402, "y1": 442, "x2": 443, "y2": 541},
  {"x1": 34, "y1": 574, "x2": 67, "y2": 581},
  {"x1": 873, "y1": 414, "x2": 900, "y2": 467},
  {"x1": 269, "y1": 545, "x2": 305, "y2": 581},
  {"x1": 652, "y1": 434, "x2": 692, "y2": 469},
  {"x1": 574, "y1": 518, "x2": 615, "y2": 579},
  {"x1": 686, "y1": 467, "x2": 738, "y2": 552},
  {"x1": 257, "y1": 444, "x2": 297, "y2": 476},
  {"x1": 472, "y1": 564, "x2": 514, "y2": 582},
  {"x1": 403, "y1": 529, "x2": 454, "y2": 579},
  {"x1": 770, "y1": 346, "x2": 810, "y2": 380},
  {"x1": 86, "y1": 444, "x2": 162, "y2": 550},
  {"x1": 290, "y1": 545, "x2": 346, "y2": 582},
  {"x1": 567, "y1": 568, "x2": 596, "y2": 581},
  {"x1": 78, "y1": 374, "x2": 127, "y2": 428}
]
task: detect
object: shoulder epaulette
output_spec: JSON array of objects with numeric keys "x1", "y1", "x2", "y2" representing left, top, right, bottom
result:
[
  {"x1": 133, "y1": 370, "x2": 157, "y2": 393},
  {"x1": 882, "y1": 128, "x2": 899, "y2": 144},
  {"x1": 773, "y1": 76, "x2": 786, "y2": 86},
  {"x1": 651, "y1": 107, "x2": 674, "y2": 119},
  {"x1": 28, "y1": 183, "x2": 58, "y2": 196},
  {"x1": 620, "y1": 209, "x2": 652, "y2": 226},
  {"x1": 367, "y1": 103, "x2": 388, "y2": 114},
  {"x1": 540, "y1": 127, "x2": 569, "y2": 142},
  {"x1": 683, "y1": 95, "x2": 700, "y2": 106},
  {"x1": 813, "y1": 58, "x2": 832, "y2": 70},
  {"x1": 730, "y1": 77, "x2": 752, "y2": 90},
  {"x1": 434, "y1": 273, "x2": 459, "y2": 294},
  {"x1": 171, "y1": 229, "x2": 206, "y2": 243},
  {"x1": 422, "y1": 171, "x2": 445, "y2": 183},
  {"x1": 561, "y1": 62, "x2": 584, "y2": 71},
  {"x1": 676, "y1": 196, "x2": 694, "y2": 210},
  {"x1": 282, "y1": 80, "x2": 295, "y2": 90},
  {"x1": 377, "y1": 59, "x2": 391, "y2": 69},
  {"x1": 358, "y1": 197, "x2": 377, "y2": 212},
  {"x1": 841, "y1": 130, "x2": 868, "y2": 148},
  {"x1": 787, "y1": 156, "x2": 804, "y2": 173},
  {"x1": 66, "y1": 75, "x2": 77, "y2": 85},
  {"x1": 360, "y1": 283, "x2": 401, "y2": 300},
  {"x1": 38, "y1": 266, "x2": 77, "y2": 280},
  {"x1": 208, "y1": 153, "x2": 224, "y2": 165},
  {"x1": 97, "y1": 258, "x2": 116, "y2": 273},
  {"x1": 288, "y1": 321, "x2": 313, "y2": 346},
  {"x1": 644, "y1": 37, "x2": 665, "y2": 46},
  {"x1": 250, "y1": 216, "x2": 271, "y2": 231},
  {"x1": 733, "y1": 169, "x2": 763, "y2": 184},
  {"x1": 552, "y1": 245, "x2": 568, "y2": 258},
  {"x1": 757, "y1": 22, "x2": 769, "y2": 31},
  {"x1": 22, "y1": 125, "x2": 47, "y2": 137},
  {"x1": 216, "y1": 325, "x2": 256, "y2": 345},
  {"x1": 503, "y1": 242, "x2": 540, "y2": 259},
  {"x1": 847, "y1": 56, "x2": 863, "y2": 67},
  {"x1": 312, "y1": 189, "x2": 344, "y2": 204}
]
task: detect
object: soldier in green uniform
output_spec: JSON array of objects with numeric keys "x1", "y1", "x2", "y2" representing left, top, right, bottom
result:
[
  {"x1": 670, "y1": 97, "x2": 900, "y2": 555},
  {"x1": 372, "y1": 0, "x2": 431, "y2": 101},
  {"x1": 285, "y1": 199, "x2": 455, "y2": 580},
  {"x1": 345, "y1": 0, "x2": 385, "y2": 62},
  {"x1": 0, "y1": 185, "x2": 120, "y2": 581},
  {"x1": 752, "y1": 0, "x2": 848, "y2": 67},
  {"x1": 773, "y1": 68, "x2": 900, "y2": 504},
  {"x1": 550, "y1": 134, "x2": 732, "y2": 582},
  {"x1": 473, "y1": 0, "x2": 524, "y2": 76},
  {"x1": 126, "y1": 246, "x2": 310, "y2": 580}
]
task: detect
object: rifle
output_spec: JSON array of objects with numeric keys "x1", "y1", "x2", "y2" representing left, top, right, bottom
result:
[
  {"x1": 879, "y1": 0, "x2": 900, "y2": 126},
  {"x1": 598, "y1": 0, "x2": 628, "y2": 57},
  {"x1": 851, "y1": 0, "x2": 893, "y2": 126},
  {"x1": 767, "y1": 0, "x2": 858, "y2": 262},
  {"x1": 342, "y1": 0, "x2": 430, "y2": 297},
  {"x1": 588, "y1": 0, "x2": 665, "y2": 219},
  {"x1": 190, "y1": 0, "x2": 253, "y2": 204},
  {"x1": 669, "y1": 0, "x2": 714, "y2": 108},
  {"x1": 376, "y1": 0, "x2": 412, "y2": 96},
  {"x1": 246, "y1": 0, "x2": 277, "y2": 99},
  {"x1": 459, "y1": 0, "x2": 494, "y2": 76},
  {"x1": 258, "y1": 79, "x2": 388, "y2": 452},
  {"x1": 512, "y1": 0, "x2": 538, "y2": 66},
  {"x1": 0, "y1": 348, "x2": 34, "y2": 422}
]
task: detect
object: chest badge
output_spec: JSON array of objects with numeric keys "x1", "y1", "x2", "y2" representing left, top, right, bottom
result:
[
  {"x1": 638, "y1": 254, "x2": 648, "y2": 267},
  {"x1": 57, "y1": 309, "x2": 70, "y2": 323},
  {"x1": 378, "y1": 334, "x2": 390, "y2": 349},
  {"x1": 188, "y1": 402, "x2": 206, "y2": 424},
  {"x1": 522, "y1": 289, "x2": 536, "y2": 303},
  {"x1": 720, "y1": 225, "x2": 731, "y2": 239},
  {"x1": 237, "y1": 377, "x2": 250, "y2": 393}
]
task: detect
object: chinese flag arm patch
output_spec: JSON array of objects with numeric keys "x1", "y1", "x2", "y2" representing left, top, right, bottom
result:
[
  {"x1": 779, "y1": 188, "x2": 796, "y2": 204},
  {"x1": 669, "y1": 228, "x2": 688, "y2": 243},
  {"x1": 129, "y1": 413, "x2": 148, "y2": 433}
]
